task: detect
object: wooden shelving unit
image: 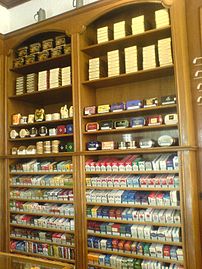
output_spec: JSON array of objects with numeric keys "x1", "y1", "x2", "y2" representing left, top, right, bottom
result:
[{"x1": 2, "y1": 0, "x2": 202, "y2": 268}]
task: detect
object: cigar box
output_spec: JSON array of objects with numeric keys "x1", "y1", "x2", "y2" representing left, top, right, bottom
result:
[
  {"x1": 158, "y1": 135, "x2": 177, "y2": 147},
  {"x1": 139, "y1": 138, "x2": 156, "y2": 148},
  {"x1": 66, "y1": 124, "x2": 73, "y2": 134},
  {"x1": 126, "y1": 100, "x2": 143, "y2": 110}
]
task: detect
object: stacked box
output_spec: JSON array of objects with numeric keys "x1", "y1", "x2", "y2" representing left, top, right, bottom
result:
[
  {"x1": 158, "y1": 38, "x2": 173, "y2": 66},
  {"x1": 15, "y1": 76, "x2": 24, "y2": 95},
  {"x1": 38, "y1": 70, "x2": 48, "y2": 91},
  {"x1": 97, "y1": 26, "x2": 112, "y2": 43},
  {"x1": 143, "y1": 45, "x2": 156, "y2": 70},
  {"x1": 124, "y1": 46, "x2": 138, "y2": 73},
  {"x1": 113, "y1": 21, "x2": 129, "y2": 40},
  {"x1": 61, "y1": 66, "x2": 71, "y2": 86},
  {"x1": 26, "y1": 73, "x2": 37, "y2": 93},
  {"x1": 131, "y1": 15, "x2": 145, "y2": 35},
  {"x1": 49, "y1": 68, "x2": 61, "y2": 89},
  {"x1": 107, "y1": 50, "x2": 122, "y2": 77},
  {"x1": 155, "y1": 9, "x2": 170, "y2": 28},
  {"x1": 89, "y1": 57, "x2": 105, "y2": 80}
]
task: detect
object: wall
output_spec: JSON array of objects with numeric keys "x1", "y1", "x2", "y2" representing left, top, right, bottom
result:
[
  {"x1": 185, "y1": 0, "x2": 202, "y2": 240},
  {"x1": 0, "y1": 0, "x2": 98, "y2": 34}
]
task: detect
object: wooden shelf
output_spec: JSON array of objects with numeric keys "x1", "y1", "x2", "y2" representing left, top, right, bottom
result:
[
  {"x1": 87, "y1": 232, "x2": 182, "y2": 246},
  {"x1": 7, "y1": 152, "x2": 74, "y2": 158},
  {"x1": 10, "y1": 211, "x2": 74, "y2": 219},
  {"x1": 10, "y1": 223, "x2": 75, "y2": 233},
  {"x1": 85, "y1": 170, "x2": 179, "y2": 175},
  {"x1": 86, "y1": 186, "x2": 179, "y2": 191},
  {"x1": 10, "y1": 185, "x2": 73, "y2": 189},
  {"x1": 9, "y1": 133, "x2": 73, "y2": 142},
  {"x1": 83, "y1": 104, "x2": 177, "y2": 119},
  {"x1": 10, "y1": 236, "x2": 75, "y2": 248},
  {"x1": 88, "y1": 264, "x2": 112, "y2": 269},
  {"x1": 10, "y1": 250, "x2": 75, "y2": 264},
  {"x1": 83, "y1": 146, "x2": 183, "y2": 155},
  {"x1": 9, "y1": 85, "x2": 72, "y2": 105},
  {"x1": 88, "y1": 248, "x2": 184, "y2": 265},
  {"x1": 82, "y1": 26, "x2": 171, "y2": 57},
  {"x1": 83, "y1": 124, "x2": 178, "y2": 135},
  {"x1": 10, "y1": 118, "x2": 73, "y2": 129},
  {"x1": 86, "y1": 202, "x2": 180, "y2": 210},
  {"x1": 10, "y1": 54, "x2": 71, "y2": 74},
  {"x1": 10, "y1": 171, "x2": 73, "y2": 175},
  {"x1": 10, "y1": 198, "x2": 74, "y2": 204},
  {"x1": 82, "y1": 65, "x2": 174, "y2": 89},
  {"x1": 87, "y1": 217, "x2": 181, "y2": 227}
]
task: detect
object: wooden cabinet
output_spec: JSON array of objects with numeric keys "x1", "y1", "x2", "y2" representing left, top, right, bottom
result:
[{"x1": 2, "y1": 0, "x2": 202, "y2": 269}]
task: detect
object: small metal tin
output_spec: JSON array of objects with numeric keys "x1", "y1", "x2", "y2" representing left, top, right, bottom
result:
[
  {"x1": 10, "y1": 130, "x2": 19, "y2": 139},
  {"x1": 39, "y1": 126, "x2": 48, "y2": 136},
  {"x1": 97, "y1": 104, "x2": 110, "y2": 114},
  {"x1": 84, "y1": 106, "x2": 96, "y2": 116},
  {"x1": 28, "y1": 114, "x2": 35, "y2": 124},
  {"x1": 101, "y1": 141, "x2": 115, "y2": 150},
  {"x1": 144, "y1": 97, "x2": 159, "y2": 107},
  {"x1": 86, "y1": 122, "x2": 99, "y2": 132},
  {"x1": 30, "y1": 127, "x2": 38, "y2": 137},
  {"x1": 114, "y1": 120, "x2": 129, "y2": 129},
  {"x1": 100, "y1": 120, "x2": 113, "y2": 130},
  {"x1": 66, "y1": 124, "x2": 73, "y2": 134},
  {"x1": 139, "y1": 138, "x2": 156, "y2": 148},
  {"x1": 20, "y1": 116, "x2": 28, "y2": 124},
  {"x1": 65, "y1": 142, "x2": 74, "y2": 152},
  {"x1": 161, "y1": 95, "x2": 176, "y2": 105},
  {"x1": 158, "y1": 135, "x2": 177, "y2": 147},
  {"x1": 126, "y1": 140, "x2": 137, "y2": 149},
  {"x1": 110, "y1": 102, "x2": 125, "y2": 112},
  {"x1": 49, "y1": 128, "x2": 57, "y2": 136},
  {"x1": 147, "y1": 115, "x2": 163, "y2": 126},
  {"x1": 19, "y1": 129, "x2": 30, "y2": 138},
  {"x1": 35, "y1": 109, "x2": 45, "y2": 122},
  {"x1": 57, "y1": 125, "x2": 66, "y2": 135},
  {"x1": 12, "y1": 114, "x2": 21, "y2": 125},
  {"x1": 87, "y1": 141, "x2": 101, "y2": 151},
  {"x1": 118, "y1": 141, "x2": 127, "y2": 150},
  {"x1": 45, "y1": 114, "x2": 52, "y2": 121},
  {"x1": 130, "y1": 117, "x2": 145, "y2": 127},
  {"x1": 164, "y1": 114, "x2": 178, "y2": 125},
  {"x1": 126, "y1": 100, "x2": 143, "y2": 110},
  {"x1": 51, "y1": 113, "x2": 60, "y2": 121}
]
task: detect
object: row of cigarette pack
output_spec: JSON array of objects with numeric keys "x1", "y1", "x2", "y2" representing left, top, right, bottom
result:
[
  {"x1": 10, "y1": 201, "x2": 74, "y2": 216},
  {"x1": 86, "y1": 174, "x2": 179, "y2": 188},
  {"x1": 85, "y1": 154, "x2": 178, "y2": 172},
  {"x1": 86, "y1": 190, "x2": 179, "y2": 206},
  {"x1": 11, "y1": 175, "x2": 73, "y2": 187},
  {"x1": 11, "y1": 215, "x2": 74, "y2": 231},
  {"x1": 10, "y1": 160, "x2": 73, "y2": 173}
]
